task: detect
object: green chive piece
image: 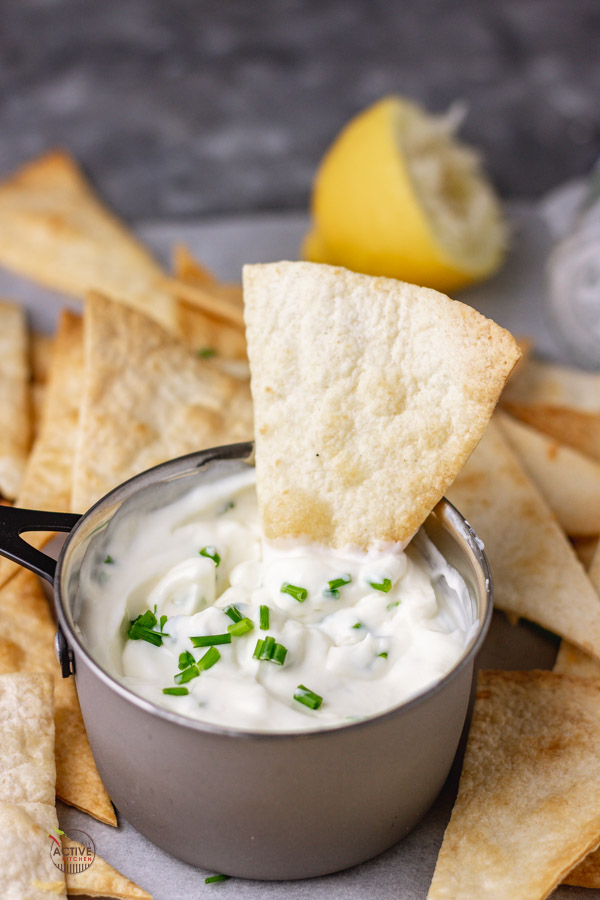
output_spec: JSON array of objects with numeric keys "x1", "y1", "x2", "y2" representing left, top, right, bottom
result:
[
  {"x1": 104, "y1": 555, "x2": 114, "y2": 564},
  {"x1": 294, "y1": 684, "x2": 323, "y2": 710},
  {"x1": 253, "y1": 639, "x2": 264, "y2": 659},
  {"x1": 159, "y1": 614, "x2": 168, "y2": 631},
  {"x1": 224, "y1": 605, "x2": 243, "y2": 623},
  {"x1": 272, "y1": 643, "x2": 288, "y2": 666},
  {"x1": 163, "y1": 687, "x2": 189, "y2": 696},
  {"x1": 323, "y1": 573, "x2": 352, "y2": 599},
  {"x1": 369, "y1": 578, "x2": 392, "y2": 593},
  {"x1": 178, "y1": 650, "x2": 196, "y2": 670},
  {"x1": 197, "y1": 646, "x2": 221, "y2": 671},
  {"x1": 323, "y1": 588, "x2": 340, "y2": 599},
  {"x1": 352, "y1": 622, "x2": 362, "y2": 630},
  {"x1": 190, "y1": 633, "x2": 232, "y2": 648},
  {"x1": 227, "y1": 617, "x2": 254, "y2": 637},
  {"x1": 197, "y1": 347, "x2": 217, "y2": 359},
  {"x1": 259, "y1": 605, "x2": 270, "y2": 630},
  {"x1": 378, "y1": 652, "x2": 388, "y2": 659},
  {"x1": 127, "y1": 610, "x2": 170, "y2": 646},
  {"x1": 200, "y1": 545, "x2": 221, "y2": 567},
  {"x1": 219, "y1": 499, "x2": 235, "y2": 515},
  {"x1": 386, "y1": 600, "x2": 400, "y2": 611},
  {"x1": 205, "y1": 874, "x2": 230, "y2": 883},
  {"x1": 281, "y1": 582, "x2": 307, "y2": 602},
  {"x1": 174, "y1": 665, "x2": 200, "y2": 685},
  {"x1": 259, "y1": 635, "x2": 276, "y2": 660}
]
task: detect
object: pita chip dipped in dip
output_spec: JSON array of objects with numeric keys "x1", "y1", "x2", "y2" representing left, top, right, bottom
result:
[{"x1": 243, "y1": 261, "x2": 520, "y2": 549}]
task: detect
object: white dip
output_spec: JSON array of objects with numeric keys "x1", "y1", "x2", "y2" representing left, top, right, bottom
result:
[{"x1": 77, "y1": 467, "x2": 477, "y2": 732}]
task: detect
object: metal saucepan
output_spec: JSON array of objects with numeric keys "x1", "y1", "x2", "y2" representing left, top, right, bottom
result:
[{"x1": 0, "y1": 443, "x2": 492, "y2": 880}]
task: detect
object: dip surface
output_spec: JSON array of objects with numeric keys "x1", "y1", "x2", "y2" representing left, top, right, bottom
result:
[{"x1": 77, "y1": 467, "x2": 476, "y2": 732}]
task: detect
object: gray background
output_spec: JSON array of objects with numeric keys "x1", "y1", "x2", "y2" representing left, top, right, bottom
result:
[{"x1": 1, "y1": 0, "x2": 599, "y2": 221}]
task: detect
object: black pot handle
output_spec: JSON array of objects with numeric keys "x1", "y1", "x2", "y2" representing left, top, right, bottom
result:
[{"x1": 0, "y1": 506, "x2": 81, "y2": 585}]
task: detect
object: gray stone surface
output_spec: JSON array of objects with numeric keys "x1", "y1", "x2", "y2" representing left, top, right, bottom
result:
[{"x1": 0, "y1": 0, "x2": 599, "y2": 218}]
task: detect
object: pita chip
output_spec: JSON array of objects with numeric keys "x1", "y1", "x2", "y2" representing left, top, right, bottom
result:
[
  {"x1": 502, "y1": 357, "x2": 600, "y2": 461},
  {"x1": 174, "y1": 246, "x2": 248, "y2": 375},
  {"x1": 62, "y1": 834, "x2": 152, "y2": 899},
  {"x1": 497, "y1": 411, "x2": 600, "y2": 536},
  {"x1": 0, "y1": 672, "x2": 66, "y2": 898},
  {"x1": 0, "y1": 150, "x2": 176, "y2": 333},
  {"x1": 71, "y1": 292, "x2": 253, "y2": 512},
  {"x1": 428, "y1": 670, "x2": 600, "y2": 900},
  {"x1": 0, "y1": 309, "x2": 83, "y2": 592},
  {"x1": 0, "y1": 568, "x2": 116, "y2": 825},
  {"x1": 243, "y1": 261, "x2": 520, "y2": 548},
  {"x1": 571, "y1": 536, "x2": 599, "y2": 569},
  {"x1": 554, "y1": 640, "x2": 600, "y2": 680},
  {"x1": 0, "y1": 300, "x2": 31, "y2": 499},
  {"x1": 447, "y1": 418, "x2": 600, "y2": 660},
  {"x1": 31, "y1": 332, "x2": 54, "y2": 385}
]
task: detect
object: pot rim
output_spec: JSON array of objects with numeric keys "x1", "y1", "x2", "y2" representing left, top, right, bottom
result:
[{"x1": 55, "y1": 445, "x2": 493, "y2": 742}]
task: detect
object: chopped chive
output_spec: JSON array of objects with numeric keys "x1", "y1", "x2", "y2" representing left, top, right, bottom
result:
[
  {"x1": 104, "y1": 555, "x2": 114, "y2": 564},
  {"x1": 163, "y1": 687, "x2": 189, "y2": 696},
  {"x1": 219, "y1": 499, "x2": 235, "y2": 514},
  {"x1": 191, "y1": 633, "x2": 232, "y2": 647},
  {"x1": 197, "y1": 347, "x2": 217, "y2": 359},
  {"x1": 352, "y1": 622, "x2": 362, "y2": 630},
  {"x1": 174, "y1": 665, "x2": 200, "y2": 685},
  {"x1": 294, "y1": 685, "x2": 323, "y2": 710},
  {"x1": 259, "y1": 605, "x2": 270, "y2": 630},
  {"x1": 127, "y1": 610, "x2": 170, "y2": 646},
  {"x1": 323, "y1": 589, "x2": 339, "y2": 599},
  {"x1": 197, "y1": 646, "x2": 221, "y2": 671},
  {"x1": 205, "y1": 874, "x2": 230, "y2": 883},
  {"x1": 224, "y1": 605, "x2": 243, "y2": 623},
  {"x1": 272, "y1": 643, "x2": 288, "y2": 666},
  {"x1": 281, "y1": 582, "x2": 307, "y2": 602},
  {"x1": 253, "y1": 639, "x2": 264, "y2": 659},
  {"x1": 323, "y1": 573, "x2": 352, "y2": 599},
  {"x1": 227, "y1": 617, "x2": 254, "y2": 637},
  {"x1": 369, "y1": 578, "x2": 392, "y2": 593},
  {"x1": 386, "y1": 600, "x2": 400, "y2": 611},
  {"x1": 378, "y1": 652, "x2": 388, "y2": 659},
  {"x1": 160, "y1": 614, "x2": 168, "y2": 631},
  {"x1": 178, "y1": 650, "x2": 196, "y2": 670},
  {"x1": 259, "y1": 636, "x2": 276, "y2": 660},
  {"x1": 200, "y1": 545, "x2": 221, "y2": 567},
  {"x1": 153, "y1": 604, "x2": 157, "y2": 614}
]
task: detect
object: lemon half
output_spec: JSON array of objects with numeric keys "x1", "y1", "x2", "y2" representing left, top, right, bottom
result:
[{"x1": 303, "y1": 95, "x2": 506, "y2": 292}]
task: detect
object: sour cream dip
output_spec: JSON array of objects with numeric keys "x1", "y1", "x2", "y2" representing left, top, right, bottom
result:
[{"x1": 77, "y1": 467, "x2": 477, "y2": 732}]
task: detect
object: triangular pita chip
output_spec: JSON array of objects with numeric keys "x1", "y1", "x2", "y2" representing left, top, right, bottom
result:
[
  {"x1": 447, "y1": 418, "x2": 600, "y2": 660},
  {"x1": 0, "y1": 309, "x2": 83, "y2": 592},
  {"x1": 428, "y1": 670, "x2": 600, "y2": 900},
  {"x1": 62, "y1": 833, "x2": 151, "y2": 898},
  {"x1": 0, "y1": 569, "x2": 116, "y2": 825},
  {"x1": 0, "y1": 150, "x2": 176, "y2": 332},
  {"x1": 502, "y1": 356, "x2": 600, "y2": 460},
  {"x1": 554, "y1": 640, "x2": 600, "y2": 680},
  {"x1": 0, "y1": 300, "x2": 31, "y2": 499},
  {"x1": 71, "y1": 292, "x2": 253, "y2": 512},
  {"x1": 0, "y1": 673, "x2": 67, "y2": 898},
  {"x1": 243, "y1": 261, "x2": 520, "y2": 548},
  {"x1": 497, "y1": 411, "x2": 600, "y2": 536},
  {"x1": 174, "y1": 245, "x2": 248, "y2": 376}
]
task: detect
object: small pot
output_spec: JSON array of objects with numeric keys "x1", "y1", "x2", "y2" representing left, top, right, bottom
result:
[{"x1": 0, "y1": 443, "x2": 492, "y2": 880}]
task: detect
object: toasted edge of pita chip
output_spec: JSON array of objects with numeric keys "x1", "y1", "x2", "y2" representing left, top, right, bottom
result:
[
  {"x1": 497, "y1": 411, "x2": 600, "y2": 536},
  {"x1": 0, "y1": 309, "x2": 84, "y2": 592},
  {"x1": 0, "y1": 569, "x2": 116, "y2": 825},
  {"x1": 244, "y1": 261, "x2": 520, "y2": 548},
  {"x1": 447, "y1": 418, "x2": 600, "y2": 661},
  {"x1": 0, "y1": 300, "x2": 31, "y2": 500},
  {"x1": 63, "y1": 833, "x2": 152, "y2": 898},
  {"x1": 0, "y1": 150, "x2": 177, "y2": 333},
  {"x1": 71, "y1": 291, "x2": 253, "y2": 512},
  {"x1": 502, "y1": 356, "x2": 600, "y2": 411},
  {"x1": 501, "y1": 401, "x2": 600, "y2": 463},
  {"x1": 165, "y1": 276, "x2": 244, "y2": 328},
  {"x1": 428, "y1": 670, "x2": 600, "y2": 900},
  {"x1": 554, "y1": 640, "x2": 600, "y2": 680}
]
